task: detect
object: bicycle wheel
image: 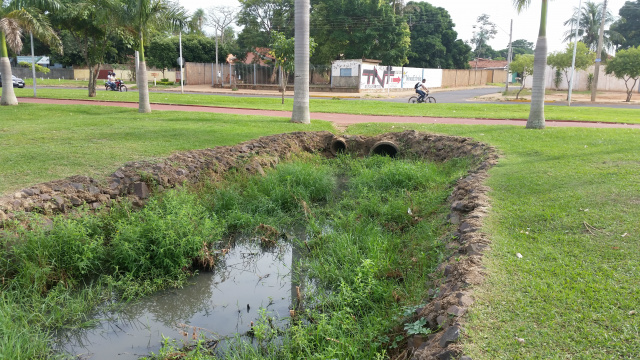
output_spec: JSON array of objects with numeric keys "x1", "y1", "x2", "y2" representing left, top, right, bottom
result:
[
  {"x1": 427, "y1": 96, "x2": 436, "y2": 103},
  {"x1": 119, "y1": 85, "x2": 127, "y2": 92},
  {"x1": 408, "y1": 96, "x2": 418, "y2": 104}
]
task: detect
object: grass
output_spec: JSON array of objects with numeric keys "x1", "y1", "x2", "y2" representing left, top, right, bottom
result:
[
  {"x1": 347, "y1": 123, "x2": 640, "y2": 359},
  {"x1": 2, "y1": 101, "x2": 639, "y2": 358},
  {"x1": 0, "y1": 103, "x2": 334, "y2": 195},
  {"x1": 1, "y1": 154, "x2": 471, "y2": 359},
  {"x1": 13, "y1": 88, "x2": 640, "y2": 124}
]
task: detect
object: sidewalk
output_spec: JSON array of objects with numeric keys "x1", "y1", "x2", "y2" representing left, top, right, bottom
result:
[{"x1": 18, "y1": 97, "x2": 640, "y2": 130}]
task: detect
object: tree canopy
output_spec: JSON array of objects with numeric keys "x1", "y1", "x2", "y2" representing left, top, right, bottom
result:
[
  {"x1": 610, "y1": 0, "x2": 640, "y2": 50},
  {"x1": 404, "y1": 1, "x2": 471, "y2": 69},
  {"x1": 547, "y1": 42, "x2": 595, "y2": 88},
  {"x1": 605, "y1": 46, "x2": 640, "y2": 101}
]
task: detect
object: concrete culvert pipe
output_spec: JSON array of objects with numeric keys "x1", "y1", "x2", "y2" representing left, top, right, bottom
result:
[
  {"x1": 330, "y1": 138, "x2": 347, "y2": 155},
  {"x1": 370, "y1": 141, "x2": 399, "y2": 158}
]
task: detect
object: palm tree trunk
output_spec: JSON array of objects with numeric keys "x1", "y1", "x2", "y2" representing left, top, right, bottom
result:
[
  {"x1": 526, "y1": 0, "x2": 548, "y2": 129},
  {"x1": 1, "y1": 32, "x2": 18, "y2": 106},
  {"x1": 291, "y1": 0, "x2": 310, "y2": 124},
  {"x1": 138, "y1": 33, "x2": 151, "y2": 113}
]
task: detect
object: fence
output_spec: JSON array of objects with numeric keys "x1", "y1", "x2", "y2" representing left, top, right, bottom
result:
[
  {"x1": 441, "y1": 69, "x2": 489, "y2": 87},
  {"x1": 9, "y1": 67, "x2": 74, "y2": 80},
  {"x1": 185, "y1": 62, "x2": 331, "y2": 87},
  {"x1": 524, "y1": 65, "x2": 640, "y2": 93}
]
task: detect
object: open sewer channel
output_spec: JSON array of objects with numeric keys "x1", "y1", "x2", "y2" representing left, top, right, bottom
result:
[{"x1": 56, "y1": 238, "x2": 304, "y2": 359}]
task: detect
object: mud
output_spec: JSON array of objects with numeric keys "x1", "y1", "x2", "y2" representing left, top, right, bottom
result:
[{"x1": 0, "y1": 130, "x2": 499, "y2": 360}]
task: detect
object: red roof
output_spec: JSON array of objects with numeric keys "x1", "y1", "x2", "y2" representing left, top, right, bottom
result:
[
  {"x1": 244, "y1": 48, "x2": 275, "y2": 65},
  {"x1": 469, "y1": 58, "x2": 508, "y2": 69}
]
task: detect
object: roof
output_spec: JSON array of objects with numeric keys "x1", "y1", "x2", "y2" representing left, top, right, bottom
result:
[
  {"x1": 243, "y1": 48, "x2": 275, "y2": 65},
  {"x1": 16, "y1": 56, "x2": 50, "y2": 65},
  {"x1": 469, "y1": 58, "x2": 508, "y2": 69}
]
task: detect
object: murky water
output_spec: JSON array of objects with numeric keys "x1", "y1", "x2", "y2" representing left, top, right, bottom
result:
[{"x1": 57, "y1": 240, "x2": 302, "y2": 359}]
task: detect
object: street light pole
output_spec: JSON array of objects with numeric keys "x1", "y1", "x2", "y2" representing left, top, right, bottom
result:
[
  {"x1": 591, "y1": 0, "x2": 608, "y2": 102},
  {"x1": 568, "y1": 0, "x2": 583, "y2": 106},
  {"x1": 179, "y1": 30, "x2": 184, "y2": 94}
]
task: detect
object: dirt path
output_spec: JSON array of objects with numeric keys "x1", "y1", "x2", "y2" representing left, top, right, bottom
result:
[{"x1": 18, "y1": 97, "x2": 640, "y2": 129}]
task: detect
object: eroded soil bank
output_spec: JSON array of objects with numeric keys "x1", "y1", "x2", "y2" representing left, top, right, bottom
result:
[{"x1": 1, "y1": 130, "x2": 498, "y2": 360}]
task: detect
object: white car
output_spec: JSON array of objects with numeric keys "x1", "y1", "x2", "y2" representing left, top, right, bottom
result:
[{"x1": 0, "y1": 74, "x2": 26, "y2": 88}]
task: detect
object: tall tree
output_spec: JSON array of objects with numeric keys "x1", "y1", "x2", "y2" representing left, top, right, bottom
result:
[
  {"x1": 237, "y1": 0, "x2": 293, "y2": 52},
  {"x1": 187, "y1": 8, "x2": 205, "y2": 35},
  {"x1": 404, "y1": 1, "x2": 471, "y2": 69},
  {"x1": 610, "y1": 0, "x2": 640, "y2": 50},
  {"x1": 470, "y1": 14, "x2": 498, "y2": 59},
  {"x1": 310, "y1": 0, "x2": 410, "y2": 65},
  {"x1": 52, "y1": 0, "x2": 122, "y2": 97},
  {"x1": 1, "y1": 0, "x2": 62, "y2": 105},
  {"x1": 207, "y1": 6, "x2": 237, "y2": 44},
  {"x1": 563, "y1": 1, "x2": 617, "y2": 52},
  {"x1": 513, "y1": 0, "x2": 548, "y2": 129},
  {"x1": 113, "y1": 0, "x2": 186, "y2": 113}
]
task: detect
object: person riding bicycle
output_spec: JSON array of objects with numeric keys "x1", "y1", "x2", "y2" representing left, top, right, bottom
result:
[{"x1": 414, "y1": 79, "x2": 429, "y2": 102}]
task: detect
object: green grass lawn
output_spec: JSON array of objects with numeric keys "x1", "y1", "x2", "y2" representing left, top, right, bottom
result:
[
  {"x1": 1, "y1": 103, "x2": 639, "y2": 358},
  {"x1": 13, "y1": 88, "x2": 640, "y2": 124},
  {"x1": 0, "y1": 103, "x2": 334, "y2": 195},
  {"x1": 349, "y1": 123, "x2": 640, "y2": 359}
]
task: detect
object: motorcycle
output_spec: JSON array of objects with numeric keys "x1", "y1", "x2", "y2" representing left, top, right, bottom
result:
[{"x1": 105, "y1": 79, "x2": 127, "y2": 92}]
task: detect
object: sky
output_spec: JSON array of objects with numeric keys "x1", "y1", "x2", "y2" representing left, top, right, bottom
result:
[{"x1": 178, "y1": 0, "x2": 629, "y2": 54}]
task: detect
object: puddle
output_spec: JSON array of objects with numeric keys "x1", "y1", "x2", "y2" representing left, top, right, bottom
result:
[{"x1": 56, "y1": 239, "x2": 303, "y2": 359}]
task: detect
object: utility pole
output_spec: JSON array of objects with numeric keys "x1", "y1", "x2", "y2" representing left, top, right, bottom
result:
[
  {"x1": 591, "y1": 0, "x2": 608, "y2": 102},
  {"x1": 179, "y1": 30, "x2": 184, "y2": 94},
  {"x1": 568, "y1": 0, "x2": 583, "y2": 106},
  {"x1": 505, "y1": 19, "x2": 513, "y2": 92},
  {"x1": 215, "y1": 28, "x2": 219, "y2": 86},
  {"x1": 30, "y1": 32, "x2": 37, "y2": 97}
]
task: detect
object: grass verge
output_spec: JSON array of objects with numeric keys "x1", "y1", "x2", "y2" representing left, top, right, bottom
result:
[
  {"x1": 13, "y1": 88, "x2": 640, "y2": 124},
  {"x1": 347, "y1": 123, "x2": 640, "y2": 359},
  {"x1": 0, "y1": 103, "x2": 334, "y2": 195}
]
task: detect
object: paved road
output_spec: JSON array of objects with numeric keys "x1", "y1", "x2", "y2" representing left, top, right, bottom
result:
[
  {"x1": 381, "y1": 87, "x2": 502, "y2": 104},
  {"x1": 19, "y1": 97, "x2": 640, "y2": 129}
]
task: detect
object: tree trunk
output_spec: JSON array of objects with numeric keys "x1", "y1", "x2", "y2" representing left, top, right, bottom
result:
[
  {"x1": 88, "y1": 64, "x2": 100, "y2": 97},
  {"x1": 526, "y1": 0, "x2": 548, "y2": 129},
  {"x1": 0, "y1": 57, "x2": 18, "y2": 106},
  {"x1": 281, "y1": 67, "x2": 285, "y2": 104},
  {"x1": 138, "y1": 34, "x2": 151, "y2": 113},
  {"x1": 291, "y1": 0, "x2": 311, "y2": 124},
  {"x1": 138, "y1": 60, "x2": 151, "y2": 112}
]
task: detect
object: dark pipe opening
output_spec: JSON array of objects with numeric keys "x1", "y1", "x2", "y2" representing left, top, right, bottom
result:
[
  {"x1": 331, "y1": 139, "x2": 347, "y2": 155},
  {"x1": 370, "y1": 142, "x2": 399, "y2": 158}
]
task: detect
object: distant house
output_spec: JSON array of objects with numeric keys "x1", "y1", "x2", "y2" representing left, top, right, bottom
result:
[
  {"x1": 469, "y1": 58, "x2": 508, "y2": 70},
  {"x1": 243, "y1": 48, "x2": 275, "y2": 65}
]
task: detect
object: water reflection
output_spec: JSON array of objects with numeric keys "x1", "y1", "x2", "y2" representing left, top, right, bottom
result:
[{"x1": 56, "y1": 239, "x2": 301, "y2": 359}]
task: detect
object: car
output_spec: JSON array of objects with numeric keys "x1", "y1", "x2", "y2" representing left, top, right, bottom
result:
[{"x1": 0, "y1": 73, "x2": 26, "y2": 88}]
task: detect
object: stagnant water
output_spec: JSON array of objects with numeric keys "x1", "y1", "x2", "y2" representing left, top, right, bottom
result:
[{"x1": 56, "y1": 239, "x2": 303, "y2": 359}]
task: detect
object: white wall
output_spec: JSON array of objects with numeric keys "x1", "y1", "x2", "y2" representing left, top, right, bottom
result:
[{"x1": 524, "y1": 65, "x2": 640, "y2": 93}]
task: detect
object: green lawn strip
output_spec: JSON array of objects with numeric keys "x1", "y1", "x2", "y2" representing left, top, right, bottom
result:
[
  {"x1": 0, "y1": 103, "x2": 334, "y2": 195},
  {"x1": 13, "y1": 88, "x2": 640, "y2": 124},
  {"x1": 347, "y1": 123, "x2": 640, "y2": 359}
]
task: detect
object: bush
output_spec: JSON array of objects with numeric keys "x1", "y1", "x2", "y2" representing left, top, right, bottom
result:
[{"x1": 17, "y1": 61, "x2": 50, "y2": 74}]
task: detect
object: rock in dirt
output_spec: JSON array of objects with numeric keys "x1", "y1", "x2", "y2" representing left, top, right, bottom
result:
[{"x1": 439, "y1": 325, "x2": 460, "y2": 347}]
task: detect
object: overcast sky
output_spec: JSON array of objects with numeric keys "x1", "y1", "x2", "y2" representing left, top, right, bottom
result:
[{"x1": 177, "y1": 0, "x2": 629, "y2": 54}]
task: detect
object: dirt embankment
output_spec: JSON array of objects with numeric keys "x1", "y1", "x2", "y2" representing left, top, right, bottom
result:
[{"x1": 0, "y1": 130, "x2": 498, "y2": 360}]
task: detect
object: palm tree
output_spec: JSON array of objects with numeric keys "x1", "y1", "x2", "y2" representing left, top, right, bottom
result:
[
  {"x1": 563, "y1": 1, "x2": 617, "y2": 52},
  {"x1": 513, "y1": 0, "x2": 548, "y2": 129},
  {"x1": 291, "y1": 0, "x2": 310, "y2": 124},
  {"x1": 1, "y1": 0, "x2": 62, "y2": 106},
  {"x1": 114, "y1": 0, "x2": 185, "y2": 113}
]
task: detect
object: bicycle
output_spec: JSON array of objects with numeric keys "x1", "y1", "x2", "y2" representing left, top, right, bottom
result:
[{"x1": 408, "y1": 92, "x2": 436, "y2": 103}]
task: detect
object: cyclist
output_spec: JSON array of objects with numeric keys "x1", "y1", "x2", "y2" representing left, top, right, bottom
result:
[{"x1": 414, "y1": 79, "x2": 429, "y2": 102}]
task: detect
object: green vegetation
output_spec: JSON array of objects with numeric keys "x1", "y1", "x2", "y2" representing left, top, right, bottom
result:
[
  {"x1": 1, "y1": 154, "x2": 471, "y2": 359},
  {"x1": 13, "y1": 88, "x2": 640, "y2": 125},
  {"x1": 0, "y1": 103, "x2": 333, "y2": 195},
  {"x1": 348, "y1": 123, "x2": 640, "y2": 359}
]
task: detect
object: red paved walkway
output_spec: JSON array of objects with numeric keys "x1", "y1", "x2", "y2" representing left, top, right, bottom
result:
[{"x1": 18, "y1": 97, "x2": 640, "y2": 129}]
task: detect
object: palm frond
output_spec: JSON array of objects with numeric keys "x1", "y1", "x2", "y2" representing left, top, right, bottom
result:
[
  {"x1": 512, "y1": 0, "x2": 531, "y2": 13},
  {"x1": 7, "y1": 8, "x2": 62, "y2": 54},
  {"x1": 0, "y1": 18, "x2": 23, "y2": 53},
  {"x1": 5, "y1": 0, "x2": 63, "y2": 13}
]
